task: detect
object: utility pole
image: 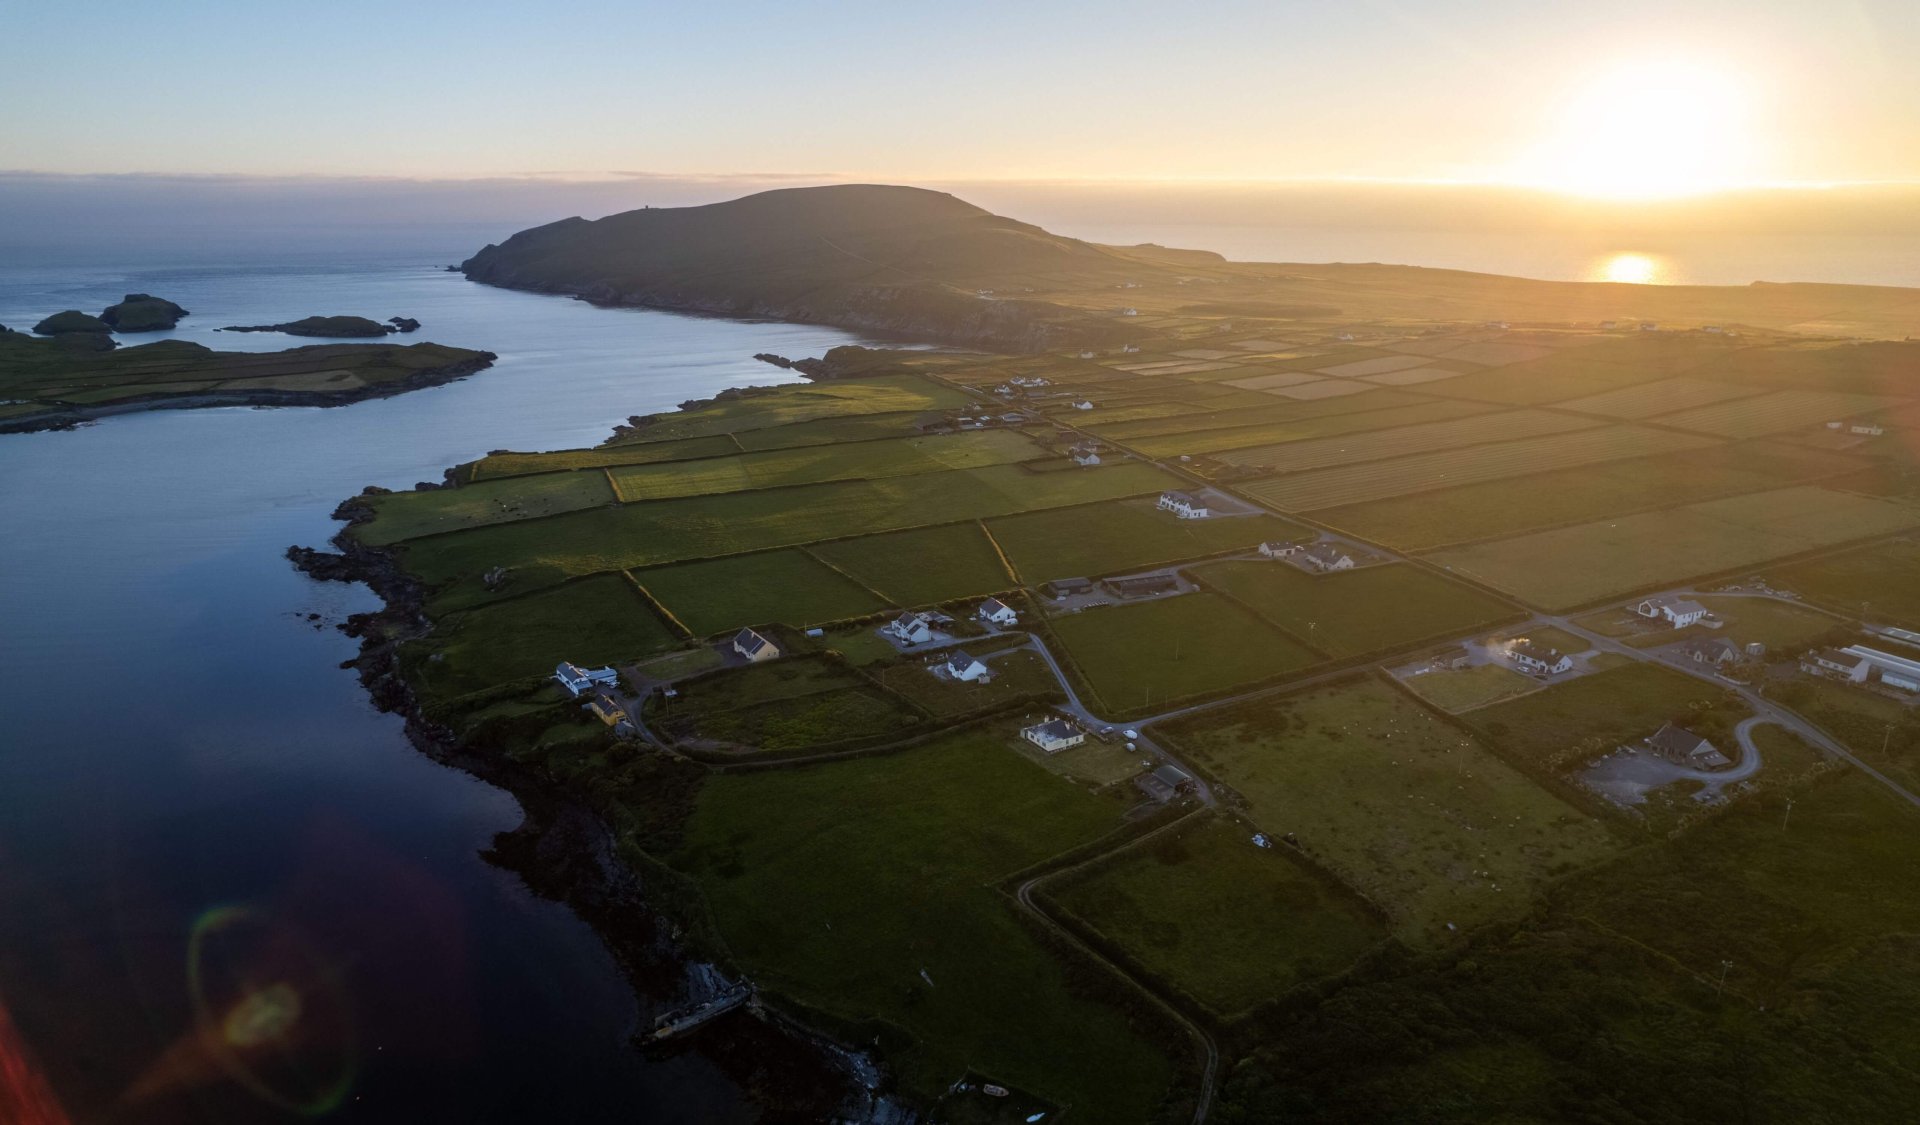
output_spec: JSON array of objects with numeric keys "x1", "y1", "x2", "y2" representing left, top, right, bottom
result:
[
  {"x1": 1781, "y1": 797, "x2": 1794, "y2": 833},
  {"x1": 1717, "y1": 959, "x2": 1733, "y2": 994}
]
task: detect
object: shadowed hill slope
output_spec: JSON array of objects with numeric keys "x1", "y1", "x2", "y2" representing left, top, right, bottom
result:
[{"x1": 460, "y1": 184, "x2": 1167, "y2": 351}]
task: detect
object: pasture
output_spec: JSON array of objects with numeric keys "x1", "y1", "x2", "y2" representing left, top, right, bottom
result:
[
  {"x1": 1125, "y1": 399, "x2": 1494, "y2": 458},
  {"x1": 1763, "y1": 538, "x2": 1920, "y2": 628},
  {"x1": 1046, "y1": 815, "x2": 1386, "y2": 1016},
  {"x1": 1555, "y1": 377, "x2": 1759, "y2": 419},
  {"x1": 870, "y1": 649, "x2": 1059, "y2": 717},
  {"x1": 468, "y1": 435, "x2": 736, "y2": 480},
  {"x1": 632, "y1": 549, "x2": 890, "y2": 636},
  {"x1": 394, "y1": 460, "x2": 1177, "y2": 610},
  {"x1": 357, "y1": 470, "x2": 614, "y2": 546},
  {"x1": 1311, "y1": 443, "x2": 1858, "y2": 551},
  {"x1": 988, "y1": 499, "x2": 1303, "y2": 582},
  {"x1": 1652, "y1": 389, "x2": 1902, "y2": 439},
  {"x1": 1159, "y1": 678, "x2": 1616, "y2": 943},
  {"x1": 1193, "y1": 561, "x2": 1518, "y2": 658},
  {"x1": 1047, "y1": 594, "x2": 1319, "y2": 714},
  {"x1": 615, "y1": 374, "x2": 969, "y2": 442},
  {"x1": 1087, "y1": 390, "x2": 1427, "y2": 442},
  {"x1": 409, "y1": 574, "x2": 680, "y2": 702},
  {"x1": 1697, "y1": 595, "x2": 1848, "y2": 651},
  {"x1": 1212, "y1": 409, "x2": 1597, "y2": 473},
  {"x1": 808, "y1": 522, "x2": 1014, "y2": 607},
  {"x1": 1465, "y1": 662, "x2": 1730, "y2": 771},
  {"x1": 1238, "y1": 425, "x2": 1714, "y2": 512},
  {"x1": 1401, "y1": 663, "x2": 1540, "y2": 712},
  {"x1": 606, "y1": 428, "x2": 1042, "y2": 501},
  {"x1": 655, "y1": 656, "x2": 922, "y2": 751},
  {"x1": 672, "y1": 731, "x2": 1177, "y2": 1118},
  {"x1": 1428, "y1": 487, "x2": 1920, "y2": 609}
]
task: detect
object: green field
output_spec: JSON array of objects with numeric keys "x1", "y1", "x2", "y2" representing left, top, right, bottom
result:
[
  {"x1": 607, "y1": 429, "x2": 1043, "y2": 501},
  {"x1": 1312, "y1": 443, "x2": 1855, "y2": 551},
  {"x1": 1047, "y1": 594, "x2": 1320, "y2": 713},
  {"x1": 988, "y1": 499, "x2": 1303, "y2": 583},
  {"x1": 468, "y1": 435, "x2": 737, "y2": 479},
  {"x1": 1421, "y1": 335, "x2": 1728, "y2": 405},
  {"x1": 1401, "y1": 663, "x2": 1541, "y2": 712},
  {"x1": 732, "y1": 409, "x2": 941, "y2": 451},
  {"x1": 1194, "y1": 561, "x2": 1518, "y2": 658},
  {"x1": 1696, "y1": 595, "x2": 1849, "y2": 651},
  {"x1": 1086, "y1": 391, "x2": 1428, "y2": 442},
  {"x1": 1213, "y1": 409, "x2": 1598, "y2": 473},
  {"x1": 407, "y1": 574, "x2": 680, "y2": 702},
  {"x1": 612, "y1": 374, "x2": 970, "y2": 442},
  {"x1": 1465, "y1": 662, "x2": 1733, "y2": 771},
  {"x1": 672, "y1": 731, "x2": 1177, "y2": 1118},
  {"x1": 395, "y1": 461, "x2": 1178, "y2": 611},
  {"x1": 1047, "y1": 816, "x2": 1386, "y2": 1016},
  {"x1": 1121, "y1": 398, "x2": 1493, "y2": 458},
  {"x1": 808, "y1": 522, "x2": 1013, "y2": 607},
  {"x1": 1429, "y1": 487, "x2": 1920, "y2": 609},
  {"x1": 1555, "y1": 376, "x2": 1761, "y2": 419},
  {"x1": 632, "y1": 549, "x2": 890, "y2": 636},
  {"x1": 655, "y1": 656, "x2": 922, "y2": 751},
  {"x1": 1216, "y1": 773, "x2": 1920, "y2": 1123},
  {"x1": 1653, "y1": 389, "x2": 1900, "y2": 438},
  {"x1": 1160, "y1": 678, "x2": 1616, "y2": 942},
  {"x1": 358, "y1": 470, "x2": 615, "y2": 545},
  {"x1": 1763, "y1": 538, "x2": 1920, "y2": 628},
  {"x1": 1240, "y1": 425, "x2": 1714, "y2": 512},
  {"x1": 870, "y1": 648, "x2": 1059, "y2": 717}
]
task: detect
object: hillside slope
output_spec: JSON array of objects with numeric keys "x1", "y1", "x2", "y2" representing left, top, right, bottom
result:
[{"x1": 460, "y1": 185, "x2": 1165, "y2": 351}]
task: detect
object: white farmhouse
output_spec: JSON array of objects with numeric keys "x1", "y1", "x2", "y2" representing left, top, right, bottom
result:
[
  {"x1": 1072, "y1": 399, "x2": 1095, "y2": 411},
  {"x1": 1299, "y1": 543, "x2": 1356, "y2": 572},
  {"x1": 884, "y1": 611, "x2": 936, "y2": 645},
  {"x1": 554, "y1": 661, "x2": 619, "y2": 697},
  {"x1": 1635, "y1": 596, "x2": 1709, "y2": 629},
  {"x1": 1157, "y1": 490, "x2": 1210, "y2": 520},
  {"x1": 1021, "y1": 719, "x2": 1086, "y2": 754},
  {"x1": 943, "y1": 649, "x2": 991, "y2": 683},
  {"x1": 976, "y1": 597, "x2": 1019, "y2": 627},
  {"x1": 1509, "y1": 641, "x2": 1572, "y2": 675},
  {"x1": 1258, "y1": 539, "x2": 1308, "y2": 559},
  {"x1": 731, "y1": 628, "x2": 780, "y2": 663},
  {"x1": 1069, "y1": 443, "x2": 1102, "y2": 465}
]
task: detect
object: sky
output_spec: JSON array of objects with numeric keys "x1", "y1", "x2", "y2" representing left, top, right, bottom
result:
[{"x1": 3, "y1": 0, "x2": 1917, "y2": 187}]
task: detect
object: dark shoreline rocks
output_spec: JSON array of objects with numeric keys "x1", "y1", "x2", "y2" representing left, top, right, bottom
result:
[
  {"x1": 285, "y1": 523, "x2": 875, "y2": 1119},
  {"x1": 219, "y1": 315, "x2": 417, "y2": 338}
]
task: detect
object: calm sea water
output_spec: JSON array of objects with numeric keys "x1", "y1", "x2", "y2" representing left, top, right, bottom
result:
[{"x1": 0, "y1": 256, "x2": 875, "y2": 1123}]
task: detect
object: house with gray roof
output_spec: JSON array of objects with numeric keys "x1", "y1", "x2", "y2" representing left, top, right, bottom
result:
[{"x1": 1645, "y1": 722, "x2": 1731, "y2": 769}]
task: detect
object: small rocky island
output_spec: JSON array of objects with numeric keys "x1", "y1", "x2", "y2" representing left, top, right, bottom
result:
[
  {"x1": 32, "y1": 293, "x2": 192, "y2": 339},
  {"x1": 220, "y1": 315, "x2": 422, "y2": 338}
]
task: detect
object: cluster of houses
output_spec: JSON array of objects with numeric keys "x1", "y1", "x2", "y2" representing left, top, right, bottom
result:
[
  {"x1": 1825, "y1": 420, "x2": 1887, "y2": 437},
  {"x1": 1800, "y1": 644, "x2": 1920, "y2": 694}
]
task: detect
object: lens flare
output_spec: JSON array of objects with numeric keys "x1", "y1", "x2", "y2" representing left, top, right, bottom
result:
[{"x1": 1592, "y1": 252, "x2": 1667, "y2": 285}]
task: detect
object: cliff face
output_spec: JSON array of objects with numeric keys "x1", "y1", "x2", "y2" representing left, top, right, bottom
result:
[{"x1": 459, "y1": 184, "x2": 1155, "y2": 352}]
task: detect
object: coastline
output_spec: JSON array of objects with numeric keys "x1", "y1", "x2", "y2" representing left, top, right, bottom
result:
[
  {"x1": 289, "y1": 498, "x2": 901, "y2": 1122},
  {"x1": 0, "y1": 351, "x2": 498, "y2": 435}
]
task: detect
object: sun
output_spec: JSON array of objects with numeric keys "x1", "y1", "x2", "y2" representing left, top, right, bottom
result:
[{"x1": 1508, "y1": 59, "x2": 1759, "y2": 199}]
